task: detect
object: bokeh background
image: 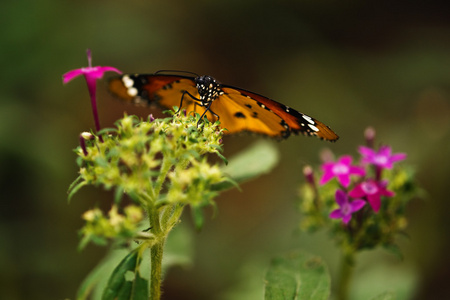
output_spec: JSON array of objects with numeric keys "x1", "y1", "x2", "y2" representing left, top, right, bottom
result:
[{"x1": 1, "y1": 0, "x2": 450, "y2": 299}]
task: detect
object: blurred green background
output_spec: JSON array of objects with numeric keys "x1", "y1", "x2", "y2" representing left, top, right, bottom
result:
[{"x1": 1, "y1": 0, "x2": 450, "y2": 299}]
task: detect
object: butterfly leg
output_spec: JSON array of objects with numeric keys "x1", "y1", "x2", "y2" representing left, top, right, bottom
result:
[
  {"x1": 209, "y1": 108, "x2": 220, "y2": 121},
  {"x1": 197, "y1": 104, "x2": 210, "y2": 126},
  {"x1": 175, "y1": 90, "x2": 201, "y2": 115},
  {"x1": 196, "y1": 101, "x2": 220, "y2": 126}
]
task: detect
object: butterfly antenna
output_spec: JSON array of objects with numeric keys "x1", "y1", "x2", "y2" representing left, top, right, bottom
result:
[{"x1": 155, "y1": 70, "x2": 199, "y2": 77}]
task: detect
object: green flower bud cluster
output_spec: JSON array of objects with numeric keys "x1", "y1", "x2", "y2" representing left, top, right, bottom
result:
[
  {"x1": 79, "y1": 205, "x2": 144, "y2": 250},
  {"x1": 70, "y1": 112, "x2": 229, "y2": 247}
]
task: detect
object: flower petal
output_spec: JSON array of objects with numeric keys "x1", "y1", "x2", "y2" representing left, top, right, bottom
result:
[
  {"x1": 62, "y1": 69, "x2": 85, "y2": 84},
  {"x1": 367, "y1": 194, "x2": 381, "y2": 212},
  {"x1": 98, "y1": 66, "x2": 122, "y2": 74},
  {"x1": 337, "y1": 174, "x2": 351, "y2": 187},
  {"x1": 382, "y1": 189, "x2": 395, "y2": 197},
  {"x1": 320, "y1": 161, "x2": 335, "y2": 171},
  {"x1": 342, "y1": 214, "x2": 352, "y2": 224},
  {"x1": 358, "y1": 146, "x2": 375, "y2": 158},
  {"x1": 339, "y1": 155, "x2": 353, "y2": 166},
  {"x1": 88, "y1": 66, "x2": 122, "y2": 79},
  {"x1": 391, "y1": 153, "x2": 407, "y2": 163},
  {"x1": 349, "y1": 165, "x2": 366, "y2": 176},
  {"x1": 335, "y1": 189, "x2": 347, "y2": 206},
  {"x1": 349, "y1": 199, "x2": 366, "y2": 212},
  {"x1": 379, "y1": 145, "x2": 392, "y2": 157},
  {"x1": 349, "y1": 184, "x2": 365, "y2": 198},
  {"x1": 319, "y1": 171, "x2": 334, "y2": 185},
  {"x1": 329, "y1": 209, "x2": 344, "y2": 219}
]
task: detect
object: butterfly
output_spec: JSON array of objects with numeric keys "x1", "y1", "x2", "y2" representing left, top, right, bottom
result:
[{"x1": 108, "y1": 71, "x2": 339, "y2": 141}]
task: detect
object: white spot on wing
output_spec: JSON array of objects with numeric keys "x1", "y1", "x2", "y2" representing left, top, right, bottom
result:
[
  {"x1": 128, "y1": 87, "x2": 138, "y2": 97},
  {"x1": 308, "y1": 124, "x2": 319, "y2": 132},
  {"x1": 303, "y1": 115, "x2": 315, "y2": 125},
  {"x1": 122, "y1": 75, "x2": 134, "y2": 88}
]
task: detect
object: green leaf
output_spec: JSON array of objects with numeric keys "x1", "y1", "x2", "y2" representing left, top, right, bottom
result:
[
  {"x1": 77, "y1": 227, "x2": 192, "y2": 300},
  {"x1": 264, "y1": 251, "x2": 330, "y2": 300},
  {"x1": 213, "y1": 140, "x2": 279, "y2": 191},
  {"x1": 76, "y1": 248, "x2": 130, "y2": 300},
  {"x1": 97, "y1": 127, "x2": 118, "y2": 135},
  {"x1": 102, "y1": 245, "x2": 149, "y2": 300},
  {"x1": 114, "y1": 186, "x2": 125, "y2": 204},
  {"x1": 68, "y1": 179, "x2": 87, "y2": 202},
  {"x1": 191, "y1": 205, "x2": 205, "y2": 230},
  {"x1": 215, "y1": 151, "x2": 228, "y2": 165}
]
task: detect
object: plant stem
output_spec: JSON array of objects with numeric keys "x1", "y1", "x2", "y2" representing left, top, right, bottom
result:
[
  {"x1": 153, "y1": 156, "x2": 172, "y2": 198},
  {"x1": 147, "y1": 155, "x2": 190, "y2": 299},
  {"x1": 336, "y1": 253, "x2": 355, "y2": 300},
  {"x1": 149, "y1": 237, "x2": 165, "y2": 300}
]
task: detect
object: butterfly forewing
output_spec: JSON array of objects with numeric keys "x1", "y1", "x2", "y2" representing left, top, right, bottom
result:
[
  {"x1": 223, "y1": 86, "x2": 339, "y2": 141},
  {"x1": 216, "y1": 88, "x2": 290, "y2": 137}
]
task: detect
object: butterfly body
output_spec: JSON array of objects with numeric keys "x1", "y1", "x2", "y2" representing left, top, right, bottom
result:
[
  {"x1": 195, "y1": 75, "x2": 223, "y2": 104},
  {"x1": 109, "y1": 73, "x2": 339, "y2": 141}
]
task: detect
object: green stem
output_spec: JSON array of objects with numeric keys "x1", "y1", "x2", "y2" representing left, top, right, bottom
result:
[
  {"x1": 153, "y1": 155, "x2": 173, "y2": 198},
  {"x1": 149, "y1": 237, "x2": 166, "y2": 300},
  {"x1": 148, "y1": 203, "x2": 162, "y2": 234},
  {"x1": 147, "y1": 155, "x2": 189, "y2": 299},
  {"x1": 336, "y1": 253, "x2": 355, "y2": 300},
  {"x1": 147, "y1": 204, "x2": 165, "y2": 300}
]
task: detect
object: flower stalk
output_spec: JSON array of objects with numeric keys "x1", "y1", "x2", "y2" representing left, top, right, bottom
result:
[
  {"x1": 336, "y1": 253, "x2": 355, "y2": 300},
  {"x1": 150, "y1": 238, "x2": 165, "y2": 300}
]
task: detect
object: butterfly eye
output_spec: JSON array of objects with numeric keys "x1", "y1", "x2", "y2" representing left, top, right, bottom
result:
[
  {"x1": 196, "y1": 76, "x2": 204, "y2": 85},
  {"x1": 197, "y1": 75, "x2": 213, "y2": 87}
]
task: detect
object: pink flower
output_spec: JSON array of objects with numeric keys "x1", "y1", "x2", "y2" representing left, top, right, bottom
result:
[
  {"x1": 329, "y1": 190, "x2": 366, "y2": 224},
  {"x1": 63, "y1": 49, "x2": 121, "y2": 134},
  {"x1": 349, "y1": 179, "x2": 394, "y2": 212},
  {"x1": 359, "y1": 145, "x2": 406, "y2": 169},
  {"x1": 320, "y1": 155, "x2": 365, "y2": 188}
]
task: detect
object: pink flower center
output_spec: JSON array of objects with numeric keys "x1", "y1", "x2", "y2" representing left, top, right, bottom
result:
[
  {"x1": 81, "y1": 66, "x2": 99, "y2": 72},
  {"x1": 332, "y1": 163, "x2": 349, "y2": 175},
  {"x1": 341, "y1": 202, "x2": 351, "y2": 215},
  {"x1": 361, "y1": 182, "x2": 378, "y2": 195},
  {"x1": 373, "y1": 155, "x2": 388, "y2": 165}
]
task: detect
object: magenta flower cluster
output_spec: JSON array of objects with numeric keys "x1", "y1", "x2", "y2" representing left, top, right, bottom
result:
[{"x1": 320, "y1": 141, "x2": 406, "y2": 224}]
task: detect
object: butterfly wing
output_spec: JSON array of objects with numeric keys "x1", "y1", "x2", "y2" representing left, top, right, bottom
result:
[
  {"x1": 209, "y1": 89, "x2": 290, "y2": 137},
  {"x1": 219, "y1": 85, "x2": 339, "y2": 141},
  {"x1": 109, "y1": 74, "x2": 217, "y2": 121},
  {"x1": 109, "y1": 74, "x2": 338, "y2": 141}
]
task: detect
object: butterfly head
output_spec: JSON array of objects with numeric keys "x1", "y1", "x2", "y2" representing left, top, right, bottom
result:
[{"x1": 195, "y1": 75, "x2": 223, "y2": 103}]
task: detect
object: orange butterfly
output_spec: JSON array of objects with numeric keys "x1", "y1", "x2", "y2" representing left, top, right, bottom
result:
[{"x1": 108, "y1": 72, "x2": 339, "y2": 141}]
